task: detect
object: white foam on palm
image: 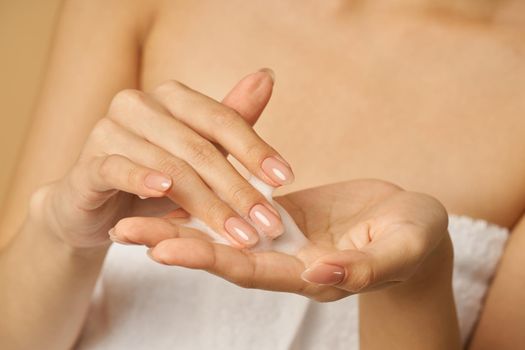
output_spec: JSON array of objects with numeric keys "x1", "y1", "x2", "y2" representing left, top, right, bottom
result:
[{"x1": 183, "y1": 176, "x2": 308, "y2": 255}]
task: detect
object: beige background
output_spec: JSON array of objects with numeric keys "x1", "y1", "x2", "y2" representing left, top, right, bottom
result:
[{"x1": 0, "y1": 0, "x2": 62, "y2": 208}]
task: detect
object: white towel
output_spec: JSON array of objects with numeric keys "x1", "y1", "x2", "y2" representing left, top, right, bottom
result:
[{"x1": 76, "y1": 215, "x2": 508, "y2": 349}]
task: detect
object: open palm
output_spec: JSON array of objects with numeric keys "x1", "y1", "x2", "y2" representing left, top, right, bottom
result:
[{"x1": 111, "y1": 179, "x2": 448, "y2": 302}]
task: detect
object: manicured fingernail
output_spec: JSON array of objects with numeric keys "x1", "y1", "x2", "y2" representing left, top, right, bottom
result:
[
  {"x1": 301, "y1": 264, "x2": 346, "y2": 285},
  {"x1": 249, "y1": 204, "x2": 284, "y2": 238},
  {"x1": 138, "y1": 195, "x2": 149, "y2": 200},
  {"x1": 258, "y1": 67, "x2": 275, "y2": 82},
  {"x1": 225, "y1": 217, "x2": 259, "y2": 247},
  {"x1": 144, "y1": 174, "x2": 172, "y2": 192},
  {"x1": 261, "y1": 156, "x2": 294, "y2": 185}
]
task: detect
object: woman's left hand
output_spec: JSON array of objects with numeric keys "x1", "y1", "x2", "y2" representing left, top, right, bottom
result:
[{"x1": 110, "y1": 179, "x2": 449, "y2": 302}]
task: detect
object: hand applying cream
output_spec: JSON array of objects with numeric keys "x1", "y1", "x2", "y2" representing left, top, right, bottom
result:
[{"x1": 182, "y1": 175, "x2": 308, "y2": 255}]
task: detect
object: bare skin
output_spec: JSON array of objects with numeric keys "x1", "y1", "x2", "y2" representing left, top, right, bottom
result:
[{"x1": 0, "y1": 0, "x2": 524, "y2": 349}]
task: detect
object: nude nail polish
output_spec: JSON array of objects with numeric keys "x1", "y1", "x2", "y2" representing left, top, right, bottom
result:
[
  {"x1": 261, "y1": 157, "x2": 294, "y2": 185},
  {"x1": 144, "y1": 174, "x2": 172, "y2": 192},
  {"x1": 301, "y1": 264, "x2": 346, "y2": 285},
  {"x1": 249, "y1": 204, "x2": 284, "y2": 238},
  {"x1": 225, "y1": 217, "x2": 259, "y2": 247}
]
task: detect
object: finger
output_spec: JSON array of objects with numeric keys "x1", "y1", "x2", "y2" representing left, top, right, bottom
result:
[
  {"x1": 127, "y1": 196, "x2": 181, "y2": 217},
  {"x1": 107, "y1": 94, "x2": 285, "y2": 239},
  {"x1": 214, "y1": 69, "x2": 274, "y2": 156},
  {"x1": 151, "y1": 75, "x2": 294, "y2": 187},
  {"x1": 221, "y1": 68, "x2": 275, "y2": 126},
  {"x1": 148, "y1": 237, "x2": 307, "y2": 292},
  {"x1": 98, "y1": 119, "x2": 262, "y2": 247},
  {"x1": 110, "y1": 216, "x2": 209, "y2": 247},
  {"x1": 70, "y1": 153, "x2": 172, "y2": 211},
  {"x1": 300, "y1": 249, "x2": 374, "y2": 292},
  {"x1": 301, "y1": 226, "x2": 427, "y2": 292},
  {"x1": 161, "y1": 207, "x2": 190, "y2": 219}
]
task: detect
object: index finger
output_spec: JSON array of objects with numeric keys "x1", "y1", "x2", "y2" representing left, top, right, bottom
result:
[{"x1": 150, "y1": 74, "x2": 294, "y2": 187}]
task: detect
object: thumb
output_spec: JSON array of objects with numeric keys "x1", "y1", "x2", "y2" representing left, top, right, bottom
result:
[
  {"x1": 300, "y1": 250, "x2": 376, "y2": 292},
  {"x1": 301, "y1": 233, "x2": 422, "y2": 292},
  {"x1": 221, "y1": 68, "x2": 275, "y2": 126}
]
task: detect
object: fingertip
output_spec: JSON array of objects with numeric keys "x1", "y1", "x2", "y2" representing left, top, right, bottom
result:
[
  {"x1": 257, "y1": 67, "x2": 275, "y2": 83},
  {"x1": 144, "y1": 173, "x2": 172, "y2": 192},
  {"x1": 148, "y1": 240, "x2": 176, "y2": 265},
  {"x1": 301, "y1": 263, "x2": 346, "y2": 285},
  {"x1": 147, "y1": 247, "x2": 165, "y2": 264},
  {"x1": 249, "y1": 203, "x2": 285, "y2": 239},
  {"x1": 261, "y1": 156, "x2": 295, "y2": 186},
  {"x1": 224, "y1": 217, "x2": 260, "y2": 248}
]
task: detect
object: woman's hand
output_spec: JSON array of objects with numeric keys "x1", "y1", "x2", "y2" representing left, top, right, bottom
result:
[
  {"x1": 29, "y1": 69, "x2": 293, "y2": 250},
  {"x1": 110, "y1": 179, "x2": 449, "y2": 301}
]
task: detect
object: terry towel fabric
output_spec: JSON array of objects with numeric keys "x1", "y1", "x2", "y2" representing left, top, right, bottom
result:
[{"x1": 76, "y1": 214, "x2": 508, "y2": 349}]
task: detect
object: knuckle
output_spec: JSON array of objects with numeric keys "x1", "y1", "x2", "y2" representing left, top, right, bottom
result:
[
  {"x1": 112, "y1": 89, "x2": 145, "y2": 107},
  {"x1": 89, "y1": 118, "x2": 117, "y2": 144},
  {"x1": 156, "y1": 157, "x2": 190, "y2": 184},
  {"x1": 231, "y1": 260, "x2": 256, "y2": 289},
  {"x1": 209, "y1": 107, "x2": 239, "y2": 129},
  {"x1": 66, "y1": 166, "x2": 105, "y2": 211},
  {"x1": 108, "y1": 89, "x2": 146, "y2": 117},
  {"x1": 28, "y1": 184, "x2": 53, "y2": 222},
  {"x1": 153, "y1": 79, "x2": 186, "y2": 96},
  {"x1": 205, "y1": 199, "x2": 228, "y2": 224},
  {"x1": 243, "y1": 141, "x2": 271, "y2": 161},
  {"x1": 184, "y1": 139, "x2": 218, "y2": 167},
  {"x1": 93, "y1": 117, "x2": 116, "y2": 133},
  {"x1": 228, "y1": 183, "x2": 261, "y2": 211},
  {"x1": 345, "y1": 264, "x2": 374, "y2": 292}
]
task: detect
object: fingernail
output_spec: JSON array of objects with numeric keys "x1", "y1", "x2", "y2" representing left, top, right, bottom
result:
[
  {"x1": 138, "y1": 195, "x2": 149, "y2": 200},
  {"x1": 258, "y1": 67, "x2": 275, "y2": 82},
  {"x1": 261, "y1": 156, "x2": 294, "y2": 185},
  {"x1": 109, "y1": 236, "x2": 132, "y2": 245},
  {"x1": 301, "y1": 264, "x2": 346, "y2": 285},
  {"x1": 144, "y1": 174, "x2": 172, "y2": 192},
  {"x1": 225, "y1": 217, "x2": 259, "y2": 247},
  {"x1": 249, "y1": 204, "x2": 284, "y2": 238},
  {"x1": 108, "y1": 228, "x2": 132, "y2": 245}
]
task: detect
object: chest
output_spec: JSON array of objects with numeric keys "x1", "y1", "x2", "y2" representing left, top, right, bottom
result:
[{"x1": 140, "y1": 1, "x2": 525, "y2": 226}]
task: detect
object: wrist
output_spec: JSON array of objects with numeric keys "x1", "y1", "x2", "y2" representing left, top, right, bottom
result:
[{"x1": 386, "y1": 233, "x2": 454, "y2": 297}]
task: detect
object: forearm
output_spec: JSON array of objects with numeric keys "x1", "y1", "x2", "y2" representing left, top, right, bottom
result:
[
  {"x1": 0, "y1": 214, "x2": 108, "y2": 350},
  {"x1": 359, "y1": 235, "x2": 461, "y2": 350}
]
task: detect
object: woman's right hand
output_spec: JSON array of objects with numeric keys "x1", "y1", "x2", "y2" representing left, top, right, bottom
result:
[{"x1": 29, "y1": 69, "x2": 293, "y2": 250}]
